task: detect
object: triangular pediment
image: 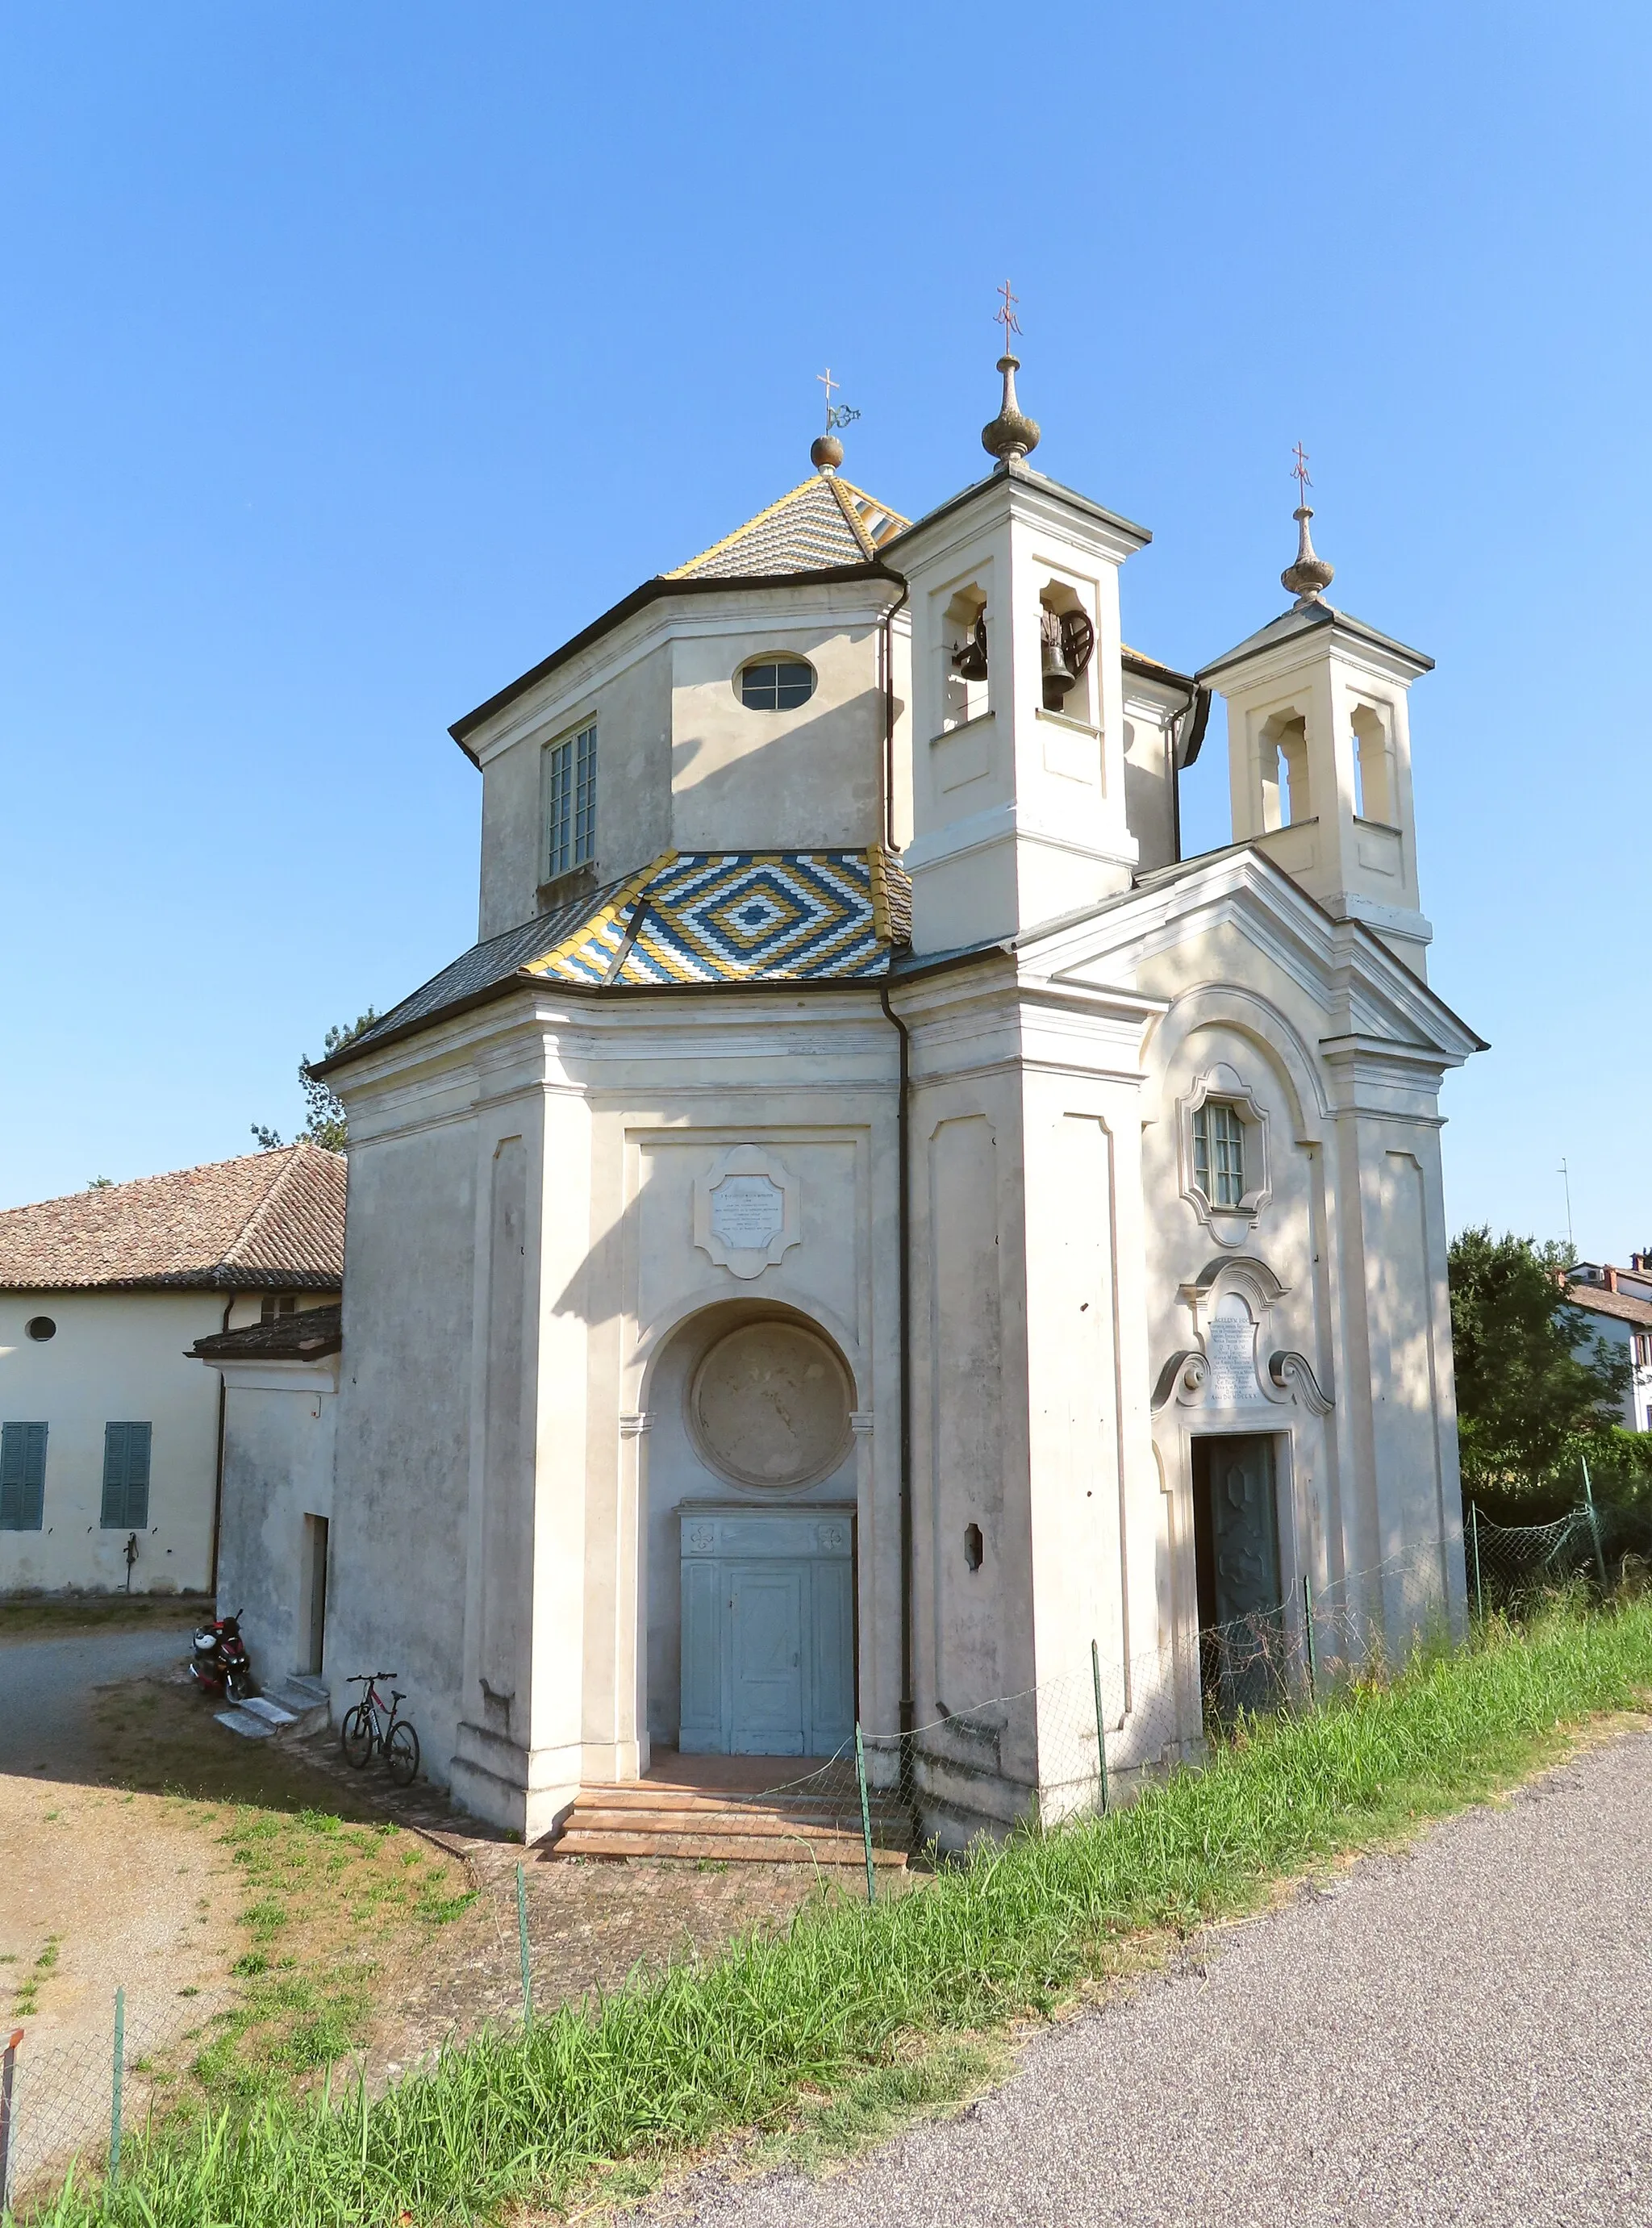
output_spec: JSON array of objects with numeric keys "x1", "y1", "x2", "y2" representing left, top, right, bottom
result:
[{"x1": 1012, "y1": 845, "x2": 1484, "y2": 1070}]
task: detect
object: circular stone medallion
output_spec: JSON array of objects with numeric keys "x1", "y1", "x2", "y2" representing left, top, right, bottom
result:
[{"x1": 689, "y1": 1320, "x2": 853, "y2": 1491}]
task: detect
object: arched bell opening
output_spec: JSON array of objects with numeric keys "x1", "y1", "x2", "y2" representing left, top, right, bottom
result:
[{"x1": 640, "y1": 1300, "x2": 861, "y2": 1760}]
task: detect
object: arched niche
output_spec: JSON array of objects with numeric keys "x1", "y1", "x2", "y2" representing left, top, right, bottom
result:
[{"x1": 637, "y1": 1298, "x2": 861, "y2": 1750}]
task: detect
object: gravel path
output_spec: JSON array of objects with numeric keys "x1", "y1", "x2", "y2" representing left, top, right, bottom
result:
[
  {"x1": 653, "y1": 1725, "x2": 1652, "y2": 2228},
  {"x1": 0, "y1": 1620, "x2": 196, "y2": 1775}
]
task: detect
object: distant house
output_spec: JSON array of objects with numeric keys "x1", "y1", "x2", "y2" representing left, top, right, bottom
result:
[
  {"x1": 1566, "y1": 1258, "x2": 1652, "y2": 1433},
  {"x1": 0, "y1": 1145, "x2": 344, "y2": 1595}
]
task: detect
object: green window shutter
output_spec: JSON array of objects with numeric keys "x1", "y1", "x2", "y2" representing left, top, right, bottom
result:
[
  {"x1": 101, "y1": 1424, "x2": 128, "y2": 1526},
  {"x1": 125, "y1": 1421, "x2": 152, "y2": 1529},
  {"x1": 102, "y1": 1422, "x2": 152, "y2": 1529},
  {"x1": 1, "y1": 1422, "x2": 47, "y2": 1530}
]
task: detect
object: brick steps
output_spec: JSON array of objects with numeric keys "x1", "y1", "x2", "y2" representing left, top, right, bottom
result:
[{"x1": 546, "y1": 1779, "x2": 911, "y2": 1867}]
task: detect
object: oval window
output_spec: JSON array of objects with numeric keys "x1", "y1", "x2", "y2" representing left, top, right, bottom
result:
[
  {"x1": 24, "y1": 1316, "x2": 56, "y2": 1341},
  {"x1": 739, "y1": 658, "x2": 816, "y2": 711}
]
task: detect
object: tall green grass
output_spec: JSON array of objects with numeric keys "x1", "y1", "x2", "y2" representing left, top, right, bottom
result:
[{"x1": 27, "y1": 1597, "x2": 1652, "y2": 2228}]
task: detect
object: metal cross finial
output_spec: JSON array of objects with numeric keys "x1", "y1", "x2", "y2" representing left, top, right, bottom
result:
[
  {"x1": 817, "y1": 367, "x2": 838, "y2": 429},
  {"x1": 995, "y1": 278, "x2": 1023, "y2": 348},
  {"x1": 1291, "y1": 440, "x2": 1313, "y2": 497}
]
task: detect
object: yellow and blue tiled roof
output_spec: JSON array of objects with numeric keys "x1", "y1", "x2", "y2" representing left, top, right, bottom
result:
[
  {"x1": 665, "y1": 478, "x2": 907, "y2": 580},
  {"x1": 353, "y1": 849, "x2": 910, "y2": 1054},
  {"x1": 528, "y1": 850, "x2": 901, "y2": 987}
]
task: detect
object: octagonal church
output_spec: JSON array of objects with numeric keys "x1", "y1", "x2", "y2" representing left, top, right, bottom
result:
[{"x1": 227, "y1": 350, "x2": 1481, "y2": 1845}]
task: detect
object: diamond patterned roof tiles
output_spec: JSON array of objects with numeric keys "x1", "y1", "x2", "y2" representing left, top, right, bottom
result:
[{"x1": 344, "y1": 849, "x2": 913, "y2": 1060}]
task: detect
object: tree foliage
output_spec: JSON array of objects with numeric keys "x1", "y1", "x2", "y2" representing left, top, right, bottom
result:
[
  {"x1": 1449, "y1": 1226, "x2": 1632, "y2": 1504},
  {"x1": 252, "y1": 1009, "x2": 381, "y2": 1155}
]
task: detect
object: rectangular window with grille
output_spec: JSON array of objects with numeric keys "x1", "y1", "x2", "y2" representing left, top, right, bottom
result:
[
  {"x1": 1193, "y1": 1101, "x2": 1247, "y2": 1208},
  {"x1": 543, "y1": 723, "x2": 597, "y2": 882},
  {"x1": 0, "y1": 1421, "x2": 47, "y2": 1530},
  {"x1": 101, "y1": 1421, "x2": 152, "y2": 1529}
]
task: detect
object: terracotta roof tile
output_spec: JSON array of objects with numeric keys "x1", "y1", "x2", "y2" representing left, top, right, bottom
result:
[
  {"x1": 0, "y1": 1144, "x2": 346, "y2": 1292},
  {"x1": 1566, "y1": 1283, "x2": 1652, "y2": 1329},
  {"x1": 190, "y1": 1302, "x2": 343, "y2": 1362}
]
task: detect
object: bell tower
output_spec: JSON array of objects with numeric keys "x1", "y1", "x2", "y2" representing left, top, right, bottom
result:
[
  {"x1": 894, "y1": 338, "x2": 1149, "y2": 955},
  {"x1": 1198, "y1": 486, "x2": 1435, "y2": 977}
]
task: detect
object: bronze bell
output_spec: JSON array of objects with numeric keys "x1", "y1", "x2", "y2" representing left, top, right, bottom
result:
[
  {"x1": 1040, "y1": 607, "x2": 1077, "y2": 708},
  {"x1": 951, "y1": 611, "x2": 989, "y2": 682}
]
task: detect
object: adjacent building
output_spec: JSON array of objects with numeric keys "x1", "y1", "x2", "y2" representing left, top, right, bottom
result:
[
  {"x1": 1566, "y1": 1258, "x2": 1652, "y2": 1432},
  {"x1": 0, "y1": 1145, "x2": 344, "y2": 1594}
]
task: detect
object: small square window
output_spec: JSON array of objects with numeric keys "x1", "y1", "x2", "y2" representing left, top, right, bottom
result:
[{"x1": 1193, "y1": 1101, "x2": 1246, "y2": 1209}]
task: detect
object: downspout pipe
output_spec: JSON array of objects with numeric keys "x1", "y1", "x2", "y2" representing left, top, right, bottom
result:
[
  {"x1": 206, "y1": 1291, "x2": 234, "y2": 1599},
  {"x1": 1168, "y1": 683, "x2": 1212, "y2": 863},
  {"x1": 878, "y1": 978, "x2": 914, "y2": 1737},
  {"x1": 876, "y1": 571, "x2": 915, "y2": 1736}
]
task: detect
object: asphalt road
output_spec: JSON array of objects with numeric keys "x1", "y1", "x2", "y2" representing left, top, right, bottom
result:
[
  {"x1": 656, "y1": 1726, "x2": 1652, "y2": 2228},
  {"x1": 0, "y1": 1622, "x2": 195, "y2": 1775}
]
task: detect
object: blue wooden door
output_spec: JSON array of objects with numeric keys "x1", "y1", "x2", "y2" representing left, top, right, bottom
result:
[
  {"x1": 808, "y1": 1558, "x2": 854, "y2": 1754},
  {"x1": 730, "y1": 1563, "x2": 807, "y2": 1754}
]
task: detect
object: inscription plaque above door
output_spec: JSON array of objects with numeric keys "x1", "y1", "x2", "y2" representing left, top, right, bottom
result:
[{"x1": 694, "y1": 1145, "x2": 803, "y2": 1278}]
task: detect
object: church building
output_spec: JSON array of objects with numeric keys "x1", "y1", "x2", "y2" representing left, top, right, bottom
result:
[{"x1": 257, "y1": 344, "x2": 1481, "y2": 1846}]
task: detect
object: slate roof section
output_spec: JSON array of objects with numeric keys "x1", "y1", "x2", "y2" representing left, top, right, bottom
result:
[
  {"x1": 332, "y1": 849, "x2": 914, "y2": 1068},
  {"x1": 0, "y1": 1143, "x2": 346, "y2": 1293},
  {"x1": 666, "y1": 476, "x2": 908, "y2": 580},
  {"x1": 190, "y1": 1302, "x2": 344, "y2": 1363}
]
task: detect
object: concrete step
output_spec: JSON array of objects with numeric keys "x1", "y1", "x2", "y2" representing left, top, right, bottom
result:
[
  {"x1": 546, "y1": 1780, "x2": 912, "y2": 1867},
  {"x1": 261, "y1": 1675, "x2": 331, "y2": 1738},
  {"x1": 567, "y1": 1804, "x2": 905, "y2": 1846},
  {"x1": 550, "y1": 1825, "x2": 907, "y2": 1866}
]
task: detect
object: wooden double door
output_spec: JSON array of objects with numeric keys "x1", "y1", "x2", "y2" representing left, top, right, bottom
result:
[{"x1": 678, "y1": 1505, "x2": 854, "y2": 1756}]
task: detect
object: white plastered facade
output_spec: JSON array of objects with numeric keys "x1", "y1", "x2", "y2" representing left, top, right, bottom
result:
[{"x1": 290, "y1": 440, "x2": 1479, "y2": 1846}]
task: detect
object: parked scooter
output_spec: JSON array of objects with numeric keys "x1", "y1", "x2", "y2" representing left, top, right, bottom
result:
[{"x1": 188, "y1": 1612, "x2": 253, "y2": 1703}]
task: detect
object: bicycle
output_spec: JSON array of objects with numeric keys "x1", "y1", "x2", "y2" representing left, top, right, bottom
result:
[{"x1": 340, "y1": 1672, "x2": 420, "y2": 1787}]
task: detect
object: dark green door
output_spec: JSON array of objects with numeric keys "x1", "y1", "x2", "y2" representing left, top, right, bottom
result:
[{"x1": 1192, "y1": 1435, "x2": 1284, "y2": 1718}]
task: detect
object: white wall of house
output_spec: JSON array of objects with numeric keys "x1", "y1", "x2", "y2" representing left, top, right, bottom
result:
[{"x1": 0, "y1": 1290, "x2": 249, "y2": 1593}]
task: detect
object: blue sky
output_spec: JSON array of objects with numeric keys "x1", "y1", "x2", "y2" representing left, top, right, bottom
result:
[{"x1": 2, "y1": 4, "x2": 1646, "y2": 1261}]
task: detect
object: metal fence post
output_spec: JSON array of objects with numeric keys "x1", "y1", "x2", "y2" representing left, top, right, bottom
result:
[
  {"x1": 0, "y1": 2026, "x2": 21, "y2": 2214},
  {"x1": 1091, "y1": 1639, "x2": 1110, "y2": 1816},
  {"x1": 854, "y1": 1722, "x2": 876, "y2": 1905},
  {"x1": 515, "y1": 1863, "x2": 532, "y2": 2028},
  {"x1": 1581, "y1": 1457, "x2": 1609, "y2": 1592},
  {"x1": 109, "y1": 1986, "x2": 124, "y2": 2187},
  {"x1": 1302, "y1": 1575, "x2": 1317, "y2": 1703},
  {"x1": 1469, "y1": 1501, "x2": 1484, "y2": 1618}
]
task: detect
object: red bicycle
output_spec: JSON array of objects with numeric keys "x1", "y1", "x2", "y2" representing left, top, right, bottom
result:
[{"x1": 340, "y1": 1672, "x2": 419, "y2": 1786}]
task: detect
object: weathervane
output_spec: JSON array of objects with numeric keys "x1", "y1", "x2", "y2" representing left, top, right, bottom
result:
[
  {"x1": 811, "y1": 368, "x2": 859, "y2": 472},
  {"x1": 816, "y1": 367, "x2": 860, "y2": 433},
  {"x1": 1291, "y1": 440, "x2": 1312, "y2": 498},
  {"x1": 995, "y1": 278, "x2": 1023, "y2": 349}
]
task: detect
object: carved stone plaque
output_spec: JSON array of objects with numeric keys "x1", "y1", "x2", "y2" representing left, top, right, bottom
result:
[
  {"x1": 710, "y1": 1175, "x2": 785, "y2": 1252},
  {"x1": 693, "y1": 1145, "x2": 802, "y2": 1279},
  {"x1": 1206, "y1": 1312, "x2": 1262, "y2": 1405}
]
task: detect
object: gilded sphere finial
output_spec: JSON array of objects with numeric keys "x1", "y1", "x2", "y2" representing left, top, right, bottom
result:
[
  {"x1": 1281, "y1": 503, "x2": 1335, "y2": 606},
  {"x1": 811, "y1": 432, "x2": 845, "y2": 473},
  {"x1": 982, "y1": 353, "x2": 1040, "y2": 465}
]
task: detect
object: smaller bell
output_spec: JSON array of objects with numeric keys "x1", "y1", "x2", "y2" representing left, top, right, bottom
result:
[
  {"x1": 951, "y1": 611, "x2": 989, "y2": 682},
  {"x1": 1040, "y1": 607, "x2": 1076, "y2": 708}
]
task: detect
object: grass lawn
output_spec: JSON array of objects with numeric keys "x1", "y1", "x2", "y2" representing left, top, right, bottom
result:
[
  {"x1": 26, "y1": 1595, "x2": 1652, "y2": 2228},
  {"x1": 0, "y1": 1595, "x2": 206, "y2": 1641},
  {"x1": 82, "y1": 1677, "x2": 477, "y2": 2119}
]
